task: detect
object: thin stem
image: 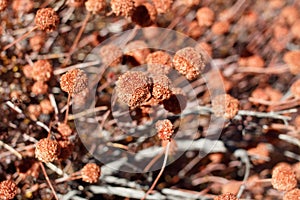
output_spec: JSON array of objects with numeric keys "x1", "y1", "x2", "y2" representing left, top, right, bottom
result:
[
  {"x1": 3, "y1": 26, "x2": 38, "y2": 51},
  {"x1": 64, "y1": 93, "x2": 71, "y2": 124},
  {"x1": 142, "y1": 141, "x2": 171, "y2": 200},
  {"x1": 39, "y1": 162, "x2": 59, "y2": 200},
  {"x1": 0, "y1": 140, "x2": 22, "y2": 160}
]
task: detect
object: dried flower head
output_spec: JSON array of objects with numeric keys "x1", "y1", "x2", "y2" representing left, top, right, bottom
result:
[
  {"x1": 40, "y1": 99, "x2": 54, "y2": 115},
  {"x1": 60, "y1": 69, "x2": 88, "y2": 95},
  {"x1": 99, "y1": 44, "x2": 123, "y2": 66},
  {"x1": 57, "y1": 123, "x2": 73, "y2": 137},
  {"x1": 31, "y1": 81, "x2": 48, "y2": 95},
  {"x1": 116, "y1": 71, "x2": 152, "y2": 107},
  {"x1": 212, "y1": 21, "x2": 230, "y2": 35},
  {"x1": 110, "y1": 0, "x2": 135, "y2": 17},
  {"x1": 12, "y1": 0, "x2": 34, "y2": 13},
  {"x1": 172, "y1": 47, "x2": 205, "y2": 80},
  {"x1": 32, "y1": 60, "x2": 53, "y2": 82},
  {"x1": 81, "y1": 163, "x2": 101, "y2": 183},
  {"x1": 125, "y1": 40, "x2": 150, "y2": 64},
  {"x1": 212, "y1": 94, "x2": 239, "y2": 119},
  {"x1": 132, "y1": 2, "x2": 157, "y2": 27},
  {"x1": 0, "y1": 0, "x2": 8, "y2": 11},
  {"x1": 85, "y1": 0, "x2": 106, "y2": 14},
  {"x1": 151, "y1": 75, "x2": 172, "y2": 101},
  {"x1": 35, "y1": 138, "x2": 60, "y2": 163},
  {"x1": 291, "y1": 79, "x2": 300, "y2": 99},
  {"x1": 214, "y1": 193, "x2": 238, "y2": 200},
  {"x1": 29, "y1": 32, "x2": 46, "y2": 52},
  {"x1": 163, "y1": 87, "x2": 187, "y2": 114},
  {"x1": 152, "y1": 0, "x2": 173, "y2": 14},
  {"x1": 283, "y1": 188, "x2": 300, "y2": 200},
  {"x1": 271, "y1": 164, "x2": 297, "y2": 191},
  {"x1": 35, "y1": 8, "x2": 59, "y2": 32},
  {"x1": 0, "y1": 180, "x2": 17, "y2": 200},
  {"x1": 67, "y1": 0, "x2": 84, "y2": 7},
  {"x1": 146, "y1": 51, "x2": 173, "y2": 75},
  {"x1": 27, "y1": 104, "x2": 41, "y2": 121},
  {"x1": 155, "y1": 119, "x2": 174, "y2": 140},
  {"x1": 187, "y1": 21, "x2": 205, "y2": 39},
  {"x1": 22, "y1": 64, "x2": 33, "y2": 79},
  {"x1": 284, "y1": 51, "x2": 300, "y2": 75},
  {"x1": 196, "y1": 7, "x2": 215, "y2": 27}
]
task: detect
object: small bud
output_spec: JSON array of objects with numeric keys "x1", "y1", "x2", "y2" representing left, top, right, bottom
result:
[
  {"x1": 212, "y1": 21, "x2": 230, "y2": 35},
  {"x1": 116, "y1": 71, "x2": 152, "y2": 107},
  {"x1": 35, "y1": 138, "x2": 61, "y2": 163},
  {"x1": 0, "y1": 180, "x2": 17, "y2": 200},
  {"x1": 85, "y1": 0, "x2": 106, "y2": 14},
  {"x1": 27, "y1": 104, "x2": 42, "y2": 121},
  {"x1": 99, "y1": 44, "x2": 123, "y2": 66},
  {"x1": 35, "y1": 8, "x2": 59, "y2": 32},
  {"x1": 196, "y1": 7, "x2": 215, "y2": 27},
  {"x1": 60, "y1": 69, "x2": 88, "y2": 95},
  {"x1": 81, "y1": 163, "x2": 101, "y2": 183},
  {"x1": 31, "y1": 81, "x2": 48, "y2": 95},
  {"x1": 110, "y1": 0, "x2": 135, "y2": 17},
  {"x1": 172, "y1": 47, "x2": 205, "y2": 80},
  {"x1": 212, "y1": 94, "x2": 239, "y2": 119},
  {"x1": 155, "y1": 119, "x2": 174, "y2": 141},
  {"x1": 271, "y1": 164, "x2": 297, "y2": 191},
  {"x1": 32, "y1": 60, "x2": 53, "y2": 82},
  {"x1": 29, "y1": 32, "x2": 46, "y2": 52},
  {"x1": 214, "y1": 193, "x2": 238, "y2": 200},
  {"x1": 12, "y1": 0, "x2": 34, "y2": 13},
  {"x1": 22, "y1": 64, "x2": 33, "y2": 79},
  {"x1": 146, "y1": 51, "x2": 173, "y2": 75},
  {"x1": 40, "y1": 99, "x2": 54, "y2": 115},
  {"x1": 283, "y1": 188, "x2": 300, "y2": 200}
]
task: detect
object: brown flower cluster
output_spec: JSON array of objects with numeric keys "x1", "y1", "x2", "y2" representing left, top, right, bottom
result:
[
  {"x1": 155, "y1": 119, "x2": 174, "y2": 141},
  {"x1": 35, "y1": 138, "x2": 61, "y2": 163},
  {"x1": 271, "y1": 164, "x2": 297, "y2": 191},
  {"x1": 81, "y1": 163, "x2": 101, "y2": 183},
  {"x1": 110, "y1": 0, "x2": 135, "y2": 17},
  {"x1": 212, "y1": 94, "x2": 239, "y2": 119},
  {"x1": 35, "y1": 8, "x2": 59, "y2": 32},
  {"x1": 60, "y1": 68, "x2": 88, "y2": 95},
  {"x1": 214, "y1": 193, "x2": 238, "y2": 200},
  {"x1": 0, "y1": 180, "x2": 17, "y2": 200},
  {"x1": 85, "y1": 0, "x2": 106, "y2": 14}
]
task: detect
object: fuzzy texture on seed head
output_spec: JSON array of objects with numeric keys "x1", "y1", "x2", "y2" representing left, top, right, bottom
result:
[
  {"x1": 81, "y1": 163, "x2": 101, "y2": 183},
  {"x1": 212, "y1": 94, "x2": 239, "y2": 119},
  {"x1": 155, "y1": 119, "x2": 174, "y2": 141},
  {"x1": 271, "y1": 164, "x2": 297, "y2": 191},
  {"x1": 32, "y1": 60, "x2": 53, "y2": 82},
  {"x1": 35, "y1": 138, "x2": 61, "y2": 162},
  {"x1": 35, "y1": 8, "x2": 59, "y2": 32},
  {"x1": 60, "y1": 69, "x2": 88, "y2": 95},
  {"x1": 0, "y1": 180, "x2": 17, "y2": 200}
]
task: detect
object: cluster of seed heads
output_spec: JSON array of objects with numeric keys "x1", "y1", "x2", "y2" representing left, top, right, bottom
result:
[
  {"x1": 35, "y1": 138, "x2": 61, "y2": 163},
  {"x1": 35, "y1": 8, "x2": 59, "y2": 32},
  {"x1": 155, "y1": 119, "x2": 174, "y2": 141},
  {"x1": 60, "y1": 68, "x2": 88, "y2": 95},
  {"x1": 0, "y1": 180, "x2": 17, "y2": 200},
  {"x1": 81, "y1": 163, "x2": 101, "y2": 183}
]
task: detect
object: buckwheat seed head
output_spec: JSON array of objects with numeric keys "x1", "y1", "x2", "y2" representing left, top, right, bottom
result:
[
  {"x1": 146, "y1": 51, "x2": 173, "y2": 75},
  {"x1": 271, "y1": 164, "x2": 297, "y2": 191},
  {"x1": 155, "y1": 119, "x2": 174, "y2": 141},
  {"x1": 29, "y1": 32, "x2": 46, "y2": 52},
  {"x1": 0, "y1": 0, "x2": 8, "y2": 12},
  {"x1": 196, "y1": 7, "x2": 215, "y2": 27},
  {"x1": 67, "y1": 0, "x2": 84, "y2": 8},
  {"x1": 99, "y1": 44, "x2": 123, "y2": 66},
  {"x1": 35, "y1": 8, "x2": 59, "y2": 32},
  {"x1": 31, "y1": 81, "x2": 48, "y2": 95},
  {"x1": 212, "y1": 21, "x2": 230, "y2": 35},
  {"x1": 212, "y1": 94, "x2": 239, "y2": 119},
  {"x1": 151, "y1": 75, "x2": 172, "y2": 101},
  {"x1": 283, "y1": 188, "x2": 300, "y2": 200},
  {"x1": 172, "y1": 47, "x2": 205, "y2": 80},
  {"x1": 0, "y1": 180, "x2": 17, "y2": 200},
  {"x1": 60, "y1": 69, "x2": 88, "y2": 95},
  {"x1": 110, "y1": 0, "x2": 135, "y2": 17},
  {"x1": 57, "y1": 123, "x2": 73, "y2": 137},
  {"x1": 32, "y1": 60, "x2": 53, "y2": 82},
  {"x1": 116, "y1": 71, "x2": 152, "y2": 107},
  {"x1": 35, "y1": 138, "x2": 61, "y2": 163},
  {"x1": 214, "y1": 193, "x2": 238, "y2": 200},
  {"x1": 81, "y1": 163, "x2": 101, "y2": 183},
  {"x1": 85, "y1": 0, "x2": 106, "y2": 14},
  {"x1": 22, "y1": 64, "x2": 33, "y2": 79}
]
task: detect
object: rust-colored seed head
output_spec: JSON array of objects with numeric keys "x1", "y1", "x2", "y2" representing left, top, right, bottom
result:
[
  {"x1": 172, "y1": 47, "x2": 205, "y2": 80},
  {"x1": 31, "y1": 81, "x2": 48, "y2": 95},
  {"x1": 35, "y1": 8, "x2": 59, "y2": 32},
  {"x1": 40, "y1": 99, "x2": 54, "y2": 115},
  {"x1": 12, "y1": 0, "x2": 34, "y2": 13},
  {"x1": 57, "y1": 123, "x2": 73, "y2": 137},
  {"x1": 271, "y1": 164, "x2": 297, "y2": 191},
  {"x1": 132, "y1": 2, "x2": 157, "y2": 27},
  {"x1": 116, "y1": 71, "x2": 152, "y2": 107},
  {"x1": 110, "y1": 0, "x2": 135, "y2": 17},
  {"x1": 152, "y1": 0, "x2": 173, "y2": 14},
  {"x1": 22, "y1": 64, "x2": 33, "y2": 79},
  {"x1": 85, "y1": 0, "x2": 106, "y2": 14},
  {"x1": 125, "y1": 40, "x2": 150, "y2": 64},
  {"x1": 283, "y1": 188, "x2": 300, "y2": 200},
  {"x1": 35, "y1": 138, "x2": 61, "y2": 163},
  {"x1": 212, "y1": 21, "x2": 230, "y2": 35},
  {"x1": 196, "y1": 7, "x2": 215, "y2": 27},
  {"x1": 163, "y1": 87, "x2": 187, "y2": 114},
  {"x1": 29, "y1": 32, "x2": 46, "y2": 52},
  {"x1": 151, "y1": 75, "x2": 172, "y2": 101},
  {"x1": 214, "y1": 193, "x2": 238, "y2": 200},
  {"x1": 99, "y1": 44, "x2": 123, "y2": 66},
  {"x1": 0, "y1": 180, "x2": 17, "y2": 200},
  {"x1": 60, "y1": 69, "x2": 88, "y2": 95},
  {"x1": 155, "y1": 119, "x2": 174, "y2": 141},
  {"x1": 0, "y1": 0, "x2": 8, "y2": 11},
  {"x1": 32, "y1": 60, "x2": 53, "y2": 82},
  {"x1": 212, "y1": 94, "x2": 239, "y2": 119},
  {"x1": 81, "y1": 163, "x2": 101, "y2": 183},
  {"x1": 146, "y1": 51, "x2": 173, "y2": 75},
  {"x1": 291, "y1": 79, "x2": 300, "y2": 99},
  {"x1": 284, "y1": 51, "x2": 300, "y2": 75},
  {"x1": 27, "y1": 104, "x2": 41, "y2": 121}
]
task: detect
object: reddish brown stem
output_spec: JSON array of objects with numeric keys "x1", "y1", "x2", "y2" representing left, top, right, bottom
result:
[{"x1": 39, "y1": 162, "x2": 59, "y2": 200}]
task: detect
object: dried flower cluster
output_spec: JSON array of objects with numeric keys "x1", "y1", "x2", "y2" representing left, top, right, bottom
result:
[
  {"x1": 271, "y1": 164, "x2": 297, "y2": 191},
  {"x1": 110, "y1": 0, "x2": 135, "y2": 17},
  {"x1": 125, "y1": 40, "x2": 150, "y2": 64},
  {"x1": 81, "y1": 163, "x2": 101, "y2": 183},
  {"x1": 196, "y1": 7, "x2": 215, "y2": 27},
  {"x1": 132, "y1": 2, "x2": 157, "y2": 27},
  {"x1": 60, "y1": 68, "x2": 88, "y2": 95},
  {"x1": 151, "y1": 75, "x2": 172, "y2": 101},
  {"x1": 146, "y1": 51, "x2": 173, "y2": 75},
  {"x1": 0, "y1": 180, "x2": 17, "y2": 200},
  {"x1": 155, "y1": 119, "x2": 174, "y2": 141},
  {"x1": 35, "y1": 138, "x2": 61, "y2": 163},
  {"x1": 152, "y1": 0, "x2": 173, "y2": 14},
  {"x1": 212, "y1": 94, "x2": 239, "y2": 119},
  {"x1": 283, "y1": 188, "x2": 300, "y2": 200},
  {"x1": 85, "y1": 0, "x2": 106, "y2": 14},
  {"x1": 35, "y1": 8, "x2": 59, "y2": 32},
  {"x1": 214, "y1": 193, "x2": 238, "y2": 200},
  {"x1": 163, "y1": 87, "x2": 187, "y2": 114},
  {"x1": 57, "y1": 123, "x2": 73, "y2": 137}
]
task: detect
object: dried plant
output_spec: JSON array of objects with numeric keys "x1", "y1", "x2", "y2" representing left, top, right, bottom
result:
[
  {"x1": 211, "y1": 94, "x2": 239, "y2": 120},
  {"x1": 0, "y1": 180, "x2": 17, "y2": 200},
  {"x1": 35, "y1": 138, "x2": 61, "y2": 163},
  {"x1": 271, "y1": 164, "x2": 297, "y2": 191},
  {"x1": 81, "y1": 163, "x2": 101, "y2": 183}
]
